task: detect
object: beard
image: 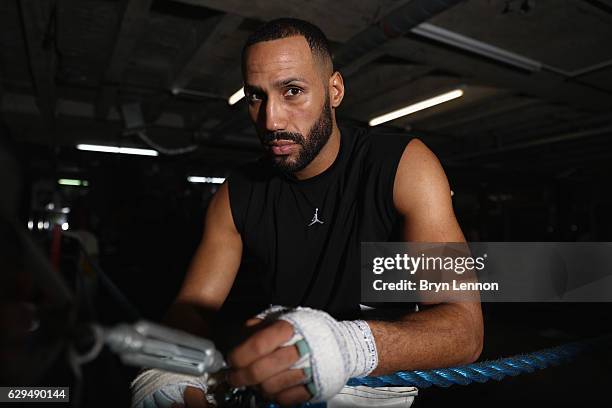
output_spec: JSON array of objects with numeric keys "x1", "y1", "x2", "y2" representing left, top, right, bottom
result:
[{"x1": 260, "y1": 97, "x2": 333, "y2": 174}]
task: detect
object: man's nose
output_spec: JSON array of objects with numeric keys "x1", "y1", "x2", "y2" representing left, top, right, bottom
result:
[{"x1": 263, "y1": 98, "x2": 287, "y2": 132}]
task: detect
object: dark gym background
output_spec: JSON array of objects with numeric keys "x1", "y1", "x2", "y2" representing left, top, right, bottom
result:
[{"x1": 1, "y1": 0, "x2": 611, "y2": 407}]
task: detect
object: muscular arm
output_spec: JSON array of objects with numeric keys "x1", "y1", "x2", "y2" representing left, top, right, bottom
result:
[
  {"x1": 224, "y1": 141, "x2": 482, "y2": 406},
  {"x1": 163, "y1": 182, "x2": 243, "y2": 338},
  {"x1": 367, "y1": 138, "x2": 484, "y2": 375}
]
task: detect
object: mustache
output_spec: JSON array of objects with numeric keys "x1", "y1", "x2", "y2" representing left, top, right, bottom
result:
[{"x1": 261, "y1": 131, "x2": 304, "y2": 145}]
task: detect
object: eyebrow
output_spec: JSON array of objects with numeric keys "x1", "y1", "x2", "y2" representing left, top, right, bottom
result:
[{"x1": 245, "y1": 77, "x2": 308, "y2": 94}]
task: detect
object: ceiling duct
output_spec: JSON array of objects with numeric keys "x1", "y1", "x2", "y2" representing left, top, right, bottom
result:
[{"x1": 332, "y1": 0, "x2": 464, "y2": 71}]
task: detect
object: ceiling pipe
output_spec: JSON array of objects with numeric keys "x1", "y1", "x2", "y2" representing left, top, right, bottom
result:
[
  {"x1": 332, "y1": 0, "x2": 464, "y2": 72},
  {"x1": 178, "y1": 0, "x2": 465, "y2": 142}
]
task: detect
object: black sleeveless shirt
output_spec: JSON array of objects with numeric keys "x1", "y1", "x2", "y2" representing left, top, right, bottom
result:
[{"x1": 224, "y1": 123, "x2": 413, "y2": 321}]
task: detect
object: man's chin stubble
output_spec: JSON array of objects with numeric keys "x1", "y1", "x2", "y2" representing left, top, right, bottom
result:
[{"x1": 273, "y1": 155, "x2": 299, "y2": 172}]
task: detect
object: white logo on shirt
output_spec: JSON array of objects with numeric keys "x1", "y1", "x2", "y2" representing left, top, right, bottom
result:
[{"x1": 308, "y1": 208, "x2": 324, "y2": 226}]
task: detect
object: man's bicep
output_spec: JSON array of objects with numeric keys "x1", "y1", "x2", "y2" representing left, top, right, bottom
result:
[
  {"x1": 393, "y1": 138, "x2": 464, "y2": 242},
  {"x1": 175, "y1": 182, "x2": 243, "y2": 310},
  {"x1": 393, "y1": 139, "x2": 466, "y2": 306}
]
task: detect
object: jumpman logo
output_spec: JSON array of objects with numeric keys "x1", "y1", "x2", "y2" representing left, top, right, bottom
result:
[{"x1": 308, "y1": 208, "x2": 324, "y2": 226}]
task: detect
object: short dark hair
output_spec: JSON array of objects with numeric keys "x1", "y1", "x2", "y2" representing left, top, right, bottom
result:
[{"x1": 241, "y1": 18, "x2": 333, "y2": 76}]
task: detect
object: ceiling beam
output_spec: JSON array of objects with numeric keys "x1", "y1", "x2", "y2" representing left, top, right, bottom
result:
[
  {"x1": 416, "y1": 96, "x2": 539, "y2": 132},
  {"x1": 6, "y1": 107, "x2": 262, "y2": 161},
  {"x1": 202, "y1": 0, "x2": 462, "y2": 135},
  {"x1": 341, "y1": 63, "x2": 434, "y2": 112},
  {"x1": 138, "y1": 14, "x2": 244, "y2": 126},
  {"x1": 18, "y1": 0, "x2": 57, "y2": 127},
  {"x1": 385, "y1": 37, "x2": 612, "y2": 113},
  {"x1": 170, "y1": 14, "x2": 244, "y2": 91},
  {"x1": 448, "y1": 104, "x2": 565, "y2": 138},
  {"x1": 340, "y1": 49, "x2": 386, "y2": 78},
  {"x1": 445, "y1": 125, "x2": 612, "y2": 162},
  {"x1": 96, "y1": 0, "x2": 153, "y2": 120},
  {"x1": 144, "y1": 14, "x2": 244, "y2": 136},
  {"x1": 167, "y1": 0, "x2": 408, "y2": 42}
]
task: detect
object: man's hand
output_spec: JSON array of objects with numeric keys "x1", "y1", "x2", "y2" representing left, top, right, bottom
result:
[
  {"x1": 170, "y1": 387, "x2": 209, "y2": 408},
  {"x1": 228, "y1": 320, "x2": 311, "y2": 406}
]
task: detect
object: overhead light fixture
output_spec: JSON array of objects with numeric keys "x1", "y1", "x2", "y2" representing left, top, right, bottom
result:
[
  {"x1": 171, "y1": 88, "x2": 223, "y2": 99},
  {"x1": 76, "y1": 144, "x2": 158, "y2": 156},
  {"x1": 369, "y1": 89, "x2": 464, "y2": 127},
  {"x1": 228, "y1": 87, "x2": 245, "y2": 105},
  {"x1": 187, "y1": 176, "x2": 225, "y2": 184},
  {"x1": 58, "y1": 178, "x2": 89, "y2": 187}
]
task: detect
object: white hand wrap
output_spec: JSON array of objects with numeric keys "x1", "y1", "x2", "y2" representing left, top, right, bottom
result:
[
  {"x1": 255, "y1": 304, "x2": 290, "y2": 321},
  {"x1": 130, "y1": 369, "x2": 209, "y2": 408},
  {"x1": 274, "y1": 306, "x2": 379, "y2": 403}
]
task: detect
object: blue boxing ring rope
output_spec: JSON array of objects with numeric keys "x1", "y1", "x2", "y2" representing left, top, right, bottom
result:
[
  {"x1": 264, "y1": 334, "x2": 611, "y2": 408},
  {"x1": 348, "y1": 334, "x2": 611, "y2": 388}
]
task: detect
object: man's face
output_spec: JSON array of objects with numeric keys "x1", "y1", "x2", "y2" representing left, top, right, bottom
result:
[{"x1": 243, "y1": 36, "x2": 333, "y2": 173}]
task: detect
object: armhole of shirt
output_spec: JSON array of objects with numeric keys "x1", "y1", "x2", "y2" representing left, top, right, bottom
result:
[
  {"x1": 373, "y1": 133, "x2": 415, "y2": 222},
  {"x1": 393, "y1": 136, "x2": 417, "y2": 217},
  {"x1": 227, "y1": 172, "x2": 247, "y2": 236}
]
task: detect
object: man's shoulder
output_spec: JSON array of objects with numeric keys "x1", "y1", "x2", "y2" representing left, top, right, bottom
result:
[
  {"x1": 392, "y1": 138, "x2": 449, "y2": 215},
  {"x1": 368, "y1": 128, "x2": 414, "y2": 150},
  {"x1": 340, "y1": 122, "x2": 414, "y2": 165}
]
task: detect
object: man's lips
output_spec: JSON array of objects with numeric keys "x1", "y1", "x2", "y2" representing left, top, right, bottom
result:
[{"x1": 268, "y1": 140, "x2": 298, "y2": 155}]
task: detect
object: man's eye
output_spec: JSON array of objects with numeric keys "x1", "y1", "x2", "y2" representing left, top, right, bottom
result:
[
  {"x1": 285, "y1": 88, "x2": 302, "y2": 97},
  {"x1": 248, "y1": 93, "x2": 262, "y2": 102}
]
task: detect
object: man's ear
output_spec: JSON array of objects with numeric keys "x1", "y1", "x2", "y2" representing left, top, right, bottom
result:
[{"x1": 329, "y1": 71, "x2": 345, "y2": 108}]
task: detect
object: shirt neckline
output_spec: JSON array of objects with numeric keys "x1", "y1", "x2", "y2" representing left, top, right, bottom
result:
[{"x1": 282, "y1": 124, "x2": 349, "y2": 186}]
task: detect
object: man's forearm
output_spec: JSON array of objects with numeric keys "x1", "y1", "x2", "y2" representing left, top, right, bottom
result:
[
  {"x1": 367, "y1": 302, "x2": 483, "y2": 375},
  {"x1": 163, "y1": 302, "x2": 255, "y2": 353},
  {"x1": 163, "y1": 301, "x2": 216, "y2": 339}
]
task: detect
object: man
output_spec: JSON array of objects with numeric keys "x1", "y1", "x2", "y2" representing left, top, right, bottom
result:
[{"x1": 132, "y1": 18, "x2": 483, "y2": 407}]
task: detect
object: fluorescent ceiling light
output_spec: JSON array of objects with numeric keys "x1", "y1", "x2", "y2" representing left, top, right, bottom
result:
[
  {"x1": 76, "y1": 144, "x2": 158, "y2": 156},
  {"x1": 58, "y1": 178, "x2": 88, "y2": 186},
  {"x1": 171, "y1": 88, "x2": 221, "y2": 99},
  {"x1": 369, "y1": 89, "x2": 464, "y2": 127},
  {"x1": 187, "y1": 176, "x2": 225, "y2": 184},
  {"x1": 118, "y1": 147, "x2": 158, "y2": 156},
  {"x1": 228, "y1": 87, "x2": 245, "y2": 105}
]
